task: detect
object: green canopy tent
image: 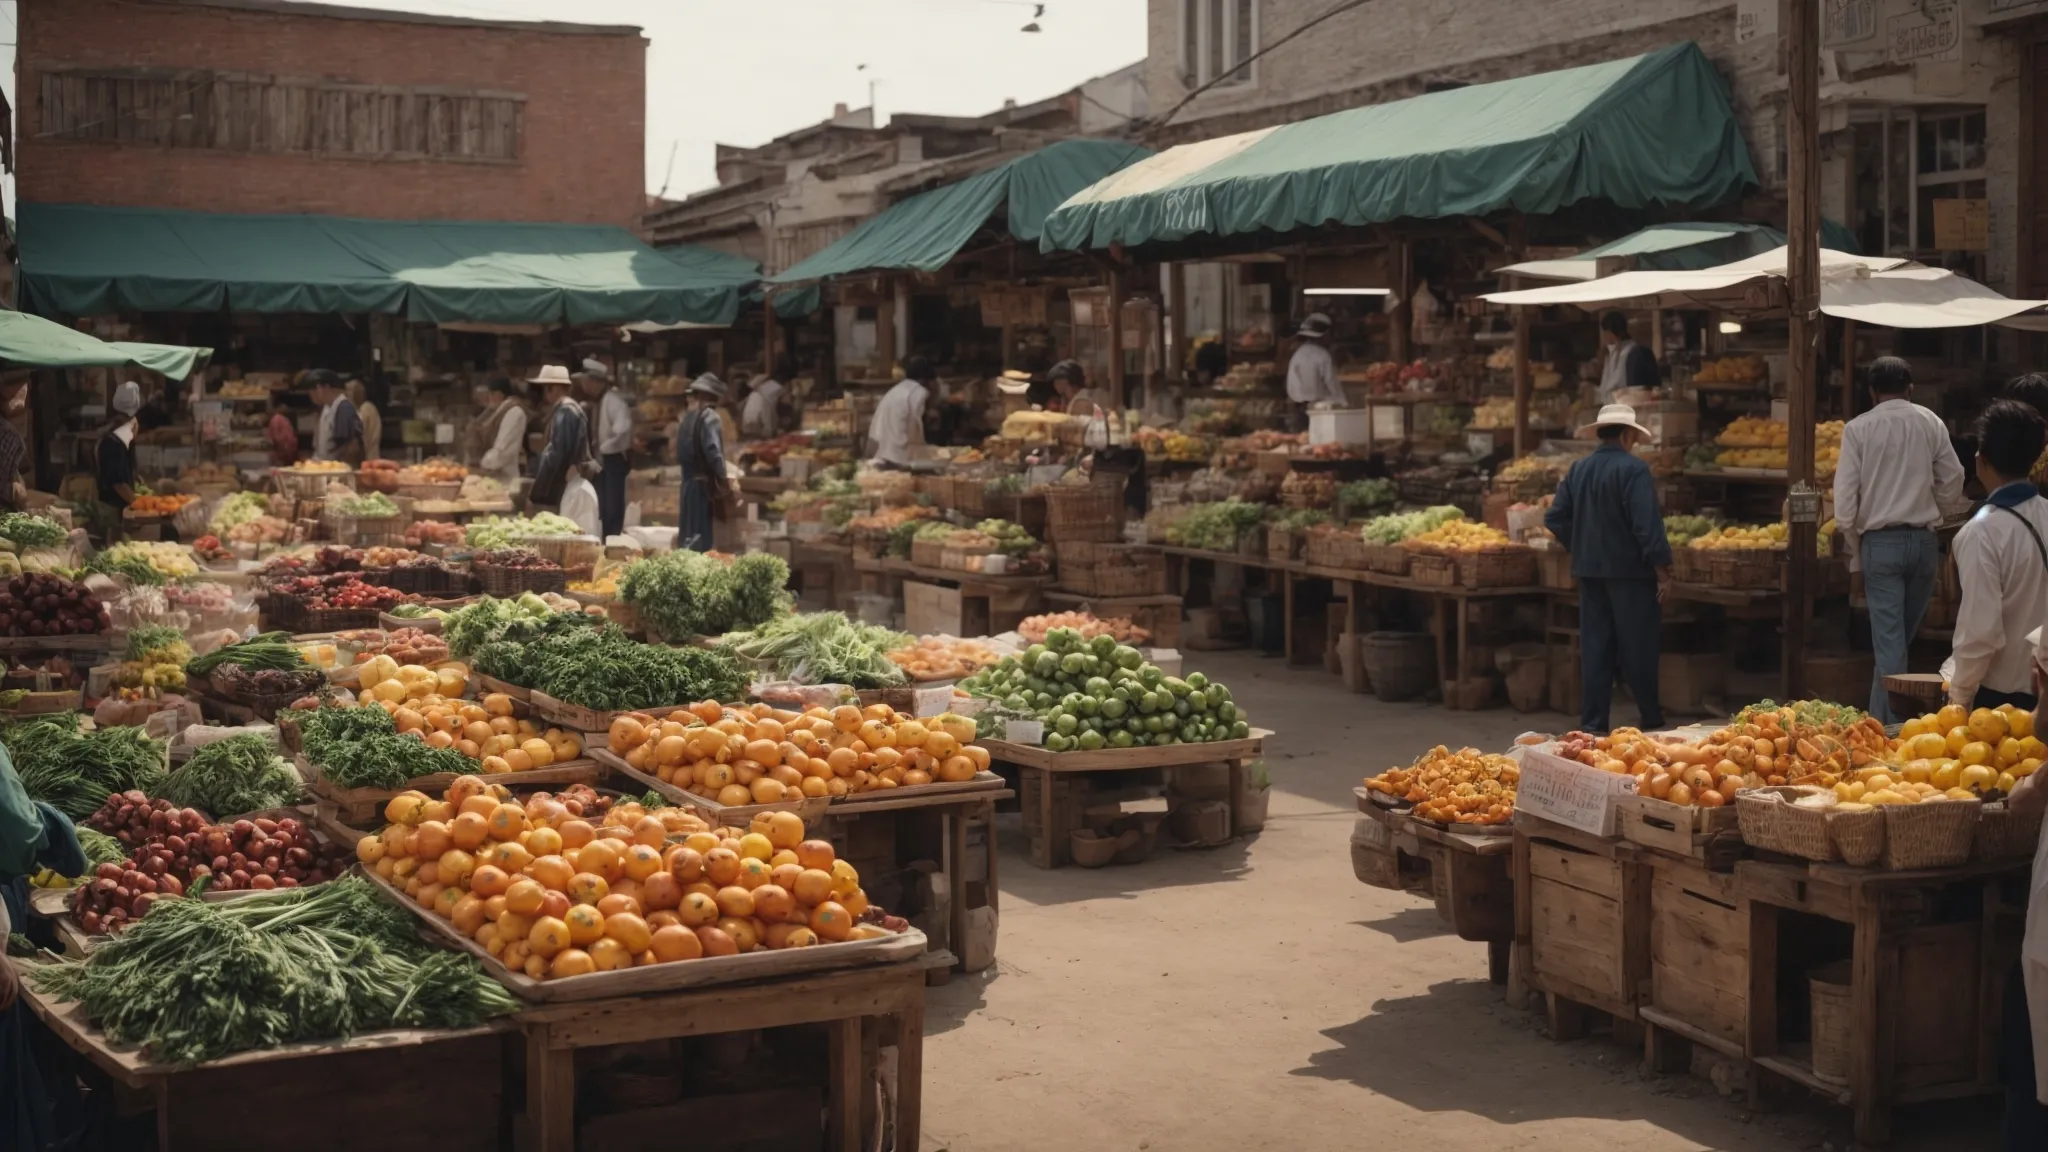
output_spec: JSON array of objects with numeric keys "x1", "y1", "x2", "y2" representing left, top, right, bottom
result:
[
  {"x1": 0, "y1": 310, "x2": 207, "y2": 378},
  {"x1": 18, "y1": 204, "x2": 754, "y2": 327},
  {"x1": 1039, "y1": 42, "x2": 1755, "y2": 253},
  {"x1": 770, "y1": 138, "x2": 1153, "y2": 285}
]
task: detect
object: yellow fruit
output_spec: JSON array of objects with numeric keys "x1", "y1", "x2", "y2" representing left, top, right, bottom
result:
[
  {"x1": 2019, "y1": 758, "x2": 2043, "y2": 779},
  {"x1": 1997, "y1": 771, "x2": 2020, "y2": 794},
  {"x1": 1946, "y1": 786, "x2": 1979, "y2": 800},
  {"x1": 1910, "y1": 732, "x2": 1949, "y2": 761},
  {"x1": 1936, "y1": 703, "x2": 1969, "y2": 732},
  {"x1": 1899, "y1": 717, "x2": 1928, "y2": 741},
  {"x1": 1946, "y1": 727, "x2": 1972, "y2": 758},
  {"x1": 736, "y1": 833, "x2": 775, "y2": 862},
  {"x1": 1931, "y1": 761, "x2": 1961, "y2": 791},
  {"x1": 1998, "y1": 737, "x2": 2025, "y2": 767},
  {"x1": 2012, "y1": 710, "x2": 2036, "y2": 741},
  {"x1": 1959, "y1": 764, "x2": 1998, "y2": 793},
  {"x1": 1959, "y1": 741, "x2": 1992, "y2": 767},
  {"x1": 1970, "y1": 708, "x2": 2012, "y2": 745},
  {"x1": 1899, "y1": 760, "x2": 1932, "y2": 785}
]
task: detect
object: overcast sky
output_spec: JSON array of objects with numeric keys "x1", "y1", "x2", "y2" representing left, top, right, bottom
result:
[{"x1": 0, "y1": 0, "x2": 1149, "y2": 200}]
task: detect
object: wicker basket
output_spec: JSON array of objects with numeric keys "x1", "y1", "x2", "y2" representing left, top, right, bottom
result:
[
  {"x1": 472, "y1": 562, "x2": 567, "y2": 598},
  {"x1": 1457, "y1": 546, "x2": 1537, "y2": 589},
  {"x1": 1827, "y1": 807, "x2": 1886, "y2": 867},
  {"x1": 1407, "y1": 553, "x2": 1458, "y2": 587},
  {"x1": 1090, "y1": 553, "x2": 1168, "y2": 598},
  {"x1": 297, "y1": 605, "x2": 388, "y2": 633},
  {"x1": 383, "y1": 564, "x2": 460, "y2": 596},
  {"x1": 1535, "y1": 547, "x2": 1576, "y2": 591},
  {"x1": 955, "y1": 478, "x2": 990, "y2": 519},
  {"x1": 1880, "y1": 798, "x2": 1979, "y2": 870},
  {"x1": 395, "y1": 480, "x2": 463, "y2": 502},
  {"x1": 1711, "y1": 549, "x2": 1782, "y2": 590},
  {"x1": 1044, "y1": 478, "x2": 1127, "y2": 543},
  {"x1": 327, "y1": 512, "x2": 406, "y2": 548},
  {"x1": 1301, "y1": 530, "x2": 1368, "y2": 572},
  {"x1": 276, "y1": 468, "x2": 352, "y2": 501},
  {"x1": 986, "y1": 491, "x2": 1046, "y2": 538},
  {"x1": 1363, "y1": 542, "x2": 1410, "y2": 575},
  {"x1": 910, "y1": 538, "x2": 948, "y2": 568},
  {"x1": 1672, "y1": 547, "x2": 1712, "y2": 585},
  {"x1": 1810, "y1": 961, "x2": 1853, "y2": 1085},
  {"x1": 1976, "y1": 802, "x2": 2043, "y2": 862},
  {"x1": 1267, "y1": 526, "x2": 1299, "y2": 564},
  {"x1": 1235, "y1": 524, "x2": 1266, "y2": 558},
  {"x1": 1734, "y1": 787, "x2": 1836, "y2": 861},
  {"x1": 510, "y1": 534, "x2": 603, "y2": 569}
]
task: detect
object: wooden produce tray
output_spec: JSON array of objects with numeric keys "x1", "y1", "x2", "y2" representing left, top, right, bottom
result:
[
  {"x1": 1612, "y1": 793, "x2": 1745, "y2": 869},
  {"x1": 472, "y1": 673, "x2": 532, "y2": 703},
  {"x1": 979, "y1": 729, "x2": 1268, "y2": 772},
  {"x1": 298, "y1": 755, "x2": 603, "y2": 825},
  {"x1": 829, "y1": 771, "x2": 1006, "y2": 809},
  {"x1": 529, "y1": 690, "x2": 699, "y2": 734},
  {"x1": 591, "y1": 747, "x2": 829, "y2": 826},
  {"x1": 360, "y1": 865, "x2": 925, "y2": 1002}
]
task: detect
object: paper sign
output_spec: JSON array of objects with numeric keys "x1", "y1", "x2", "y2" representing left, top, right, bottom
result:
[
  {"x1": 913, "y1": 685, "x2": 955, "y2": 718},
  {"x1": 1737, "y1": 0, "x2": 1777, "y2": 43},
  {"x1": 1824, "y1": 0, "x2": 1876, "y2": 45},
  {"x1": 1889, "y1": 2, "x2": 1958, "y2": 62},
  {"x1": 1515, "y1": 746, "x2": 1637, "y2": 836},
  {"x1": 1932, "y1": 199, "x2": 1988, "y2": 251},
  {"x1": 1004, "y1": 719, "x2": 1044, "y2": 746},
  {"x1": 1467, "y1": 431, "x2": 1496, "y2": 456}
]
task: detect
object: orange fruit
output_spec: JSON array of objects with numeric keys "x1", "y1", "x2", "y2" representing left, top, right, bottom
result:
[
  {"x1": 486, "y1": 840, "x2": 534, "y2": 874},
  {"x1": 622, "y1": 843, "x2": 664, "y2": 882},
  {"x1": 735, "y1": 857, "x2": 772, "y2": 890},
  {"x1": 539, "y1": 889, "x2": 572, "y2": 921},
  {"x1": 763, "y1": 810, "x2": 805, "y2": 851},
  {"x1": 703, "y1": 847, "x2": 741, "y2": 886},
  {"x1": 564, "y1": 903, "x2": 605, "y2": 946},
  {"x1": 639, "y1": 873, "x2": 683, "y2": 911},
  {"x1": 650, "y1": 923, "x2": 703, "y2": 962},
  {"x1": 470, "y1": 864, "x2": 511, "y2": 898},
  {"x1": 714, "y1": 886, "x2": 755, "y2": 918},
  {"x1": 503, "y1": 878, "x2": 546, "y2": 915},
  {"x1": 632, "y1": 816, "x2": 668, "y2": 849},
  {"x1": 548, "y1": 948, "x2": 595, "y2": 978},
  {"x1": 567, "y1": 872, "x2": 610, "y2": 906},
  {"x1": 809, "y1": 901, "x2": 852, "y2": 941},
  {"x1": 588, "y1": 936, "x2": 633, "y2": 972},
  {"x1": 751, "y1": 883, "x2": 794, "y2": 923},
  {"x1": 527, "y1": 916, "x2": 570, "y2": 958},
  {"x1": 666, "y1": 846, "x2": 705, "y2": 884},
  {"x1": 412, "y1": 821, "x2": 452, "y2": 860},
  {"x1": 795, "y1": 840, "x2": 836, "y2": 871},
  {"x1": 449, "y1": 811, "x2": 490, "y2": 851},
  {"x1": 793, "y1": 868, "x2": 834, "y2": 906},
  {"x1": 578, "y1": 839, "x2": 624, "y2": 882},
  {"x1": 526, "y1": 854, "x2": 574, "y2": 892},
  {"x1": 718, "y1": 916, "x2": 760, "y2": 952},
  {"x1": 695, "y1": 926, "x2": 738, "y2": 956},
  {"x1": 677, "y1": 891, "x2": 720, "y2": 927},
  {"x1": 558, "y1": 819, "x2": 595, "y2": 849}
]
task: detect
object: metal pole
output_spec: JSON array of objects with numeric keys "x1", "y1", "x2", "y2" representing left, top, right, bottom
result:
[{"x1": 1785, "y1": 0, "x2": 1821, "y2": 701}]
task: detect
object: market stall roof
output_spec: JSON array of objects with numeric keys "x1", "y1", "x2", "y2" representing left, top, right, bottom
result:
[
  {"x1": 1480, "y1": 246, "x2": 2048, "y2": 329},
  {"x1": 17, "y1": 203, "x2": 752, "y2": 327},
  {"x1": 768, "y1": 138, "x2": 1153, "y2": 285},
  {"x1": 1496, "y1": 219, "x2": 1864, "y2": 282},
  {"x1": 1038, "y1": 41, "x2": 1755, "y2": 253},
  {"x1": 0, "y1": 309, "x2": 208, "y2": 378}
]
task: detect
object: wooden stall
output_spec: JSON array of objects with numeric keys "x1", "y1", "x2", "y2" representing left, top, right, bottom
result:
[{"x1": 1353, "y1": 788, "x2": 1515, "y2": 983}]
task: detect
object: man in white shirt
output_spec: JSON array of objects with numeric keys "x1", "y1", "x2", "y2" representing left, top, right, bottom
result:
[
  {"x1": 1284, "y1": 313, "x2": 1344, "y2": 432},
  {"x1": 1597, "y1": 311, "x2": 1659, "y2": 403},
  {"x1": 868, "y1": 356, "x2": 932, "y2": 469},
  {"x1": 2005, "y1": 673, "x2": 2048, "y2": 1144},
  {"x1": 305, "y1": 369, "x2": 363, "y2": 464},
  {"x1": 1945, "y1": 400, "x2": 2048, "y2": 710},
  {"x1": 580, "y1": 358, "x2": 633, "y2": 538},
  {"x1": 741, "y1": 356, "x2": 794, "y2": 440},
  {"x1": 1835, "y1": 357, "x2": 1969, "y2": 721},
  {"x1": 472, "y1": 376, "x2": 528, "y2": 487}
]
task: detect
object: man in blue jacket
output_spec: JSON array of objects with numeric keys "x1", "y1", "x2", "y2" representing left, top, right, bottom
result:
[{"x1": 1545, "y1": 403, "x2": 1674, "y2": 733}]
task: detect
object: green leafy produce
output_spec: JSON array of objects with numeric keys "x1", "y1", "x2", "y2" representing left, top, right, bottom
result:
[
  {"x1": 297, "y1": 706, "x2": 469, "y2": 789},
  {"x1": 208, "y1": 491, "x2": 273, "y2": 534},
  {"x1": 1733, "y1": 698, "x2": 1871, "y2": 731},
  {"x1": 475, "y1": 625, "x2": 748, "y2": 711},
  {"x1": 125, "y1": 624, "x2": 190, "y2": 664},
  {"x1": 465, "y1": 512, "x2": 580, "y2": 549},
  {"x1": 3, "y1": 716, "x2": 167, "y2": 820},
  {"x1": 1359, "y1": 505, "x2": 1465, "y2": 546},
  {"x1": 956, "y1": 627, "x2": 1250, "y2": 750},
  {"x1": 77, "y1": 827, "x2": 125, "y2": 871},
  {"x1": 885, "y1": 518, "x2": 925, "y2": 559},
  {"x1": 724, "y1": 612, "x2": 910, "y2": 688},
  {"x1": 33, "y1": 877, "x2": 519, "y2": 1065},
  {"x1": 87, "y1": 547, "x2": 164, "y2": 586},
  {"x1": 1162, "y1": 499, "x2": 1267, "y2": 550},
  {"x1": 440, "y1": 593, "x2": 570, "y2": 657},
  {"x1": 155, "y1": 734, "x2": 304, "y2": 817},
  {"x1": 1663, "y1": 514, "x2": 1721, "y2": 548},
  {"x1": 0, "y1": 512, "x2": 67, "y2": 550},
  {"x1": 1336, "y1": 479, "x2": 1399, "y2": 520},
  {"x1": 984, "y1": 474, "x2": 1026, "y2": 496},
  {"x1": 1275, "y1": 508, "x2": 1332, "y2": 531},
  {"x1": 333, "y1": 492, "x2": 399, "y2": 518},
  {"x1": 618, "y1": 550, "x2": 789, "y2": 643},
  {"x1": 186, "y1": 632, "x2": 305, "y2": 678}
]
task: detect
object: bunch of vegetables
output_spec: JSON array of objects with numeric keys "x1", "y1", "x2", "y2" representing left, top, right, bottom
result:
[
  {"x1": 112, "y1": 625, "x2": 191, "y2": 695},
  {"x1": 465, "y1": 512, "x2": 581, "y2": 549},
  {"x1": 90, "y1": 541, "x2": 198, "y2": 584},
  {"x1": 442, "y1": 593, "x2": 577, "y2": 657},
  {"x1": 1336, "y1": 478, "x2": 1399, "y2": 520},
  {"x1": 273, "y1": 573, "x2": 411, "y2": 612},
  {"x1": 0, "y1": 573, "x2": 108, "y2": 637},
  {"x1": 723, "y1": 612, "x2": 910, "y2": 688},
  {"x1": 298, "y1": 705, "x2": 472, "y2": 789},
  {"x1": 1360, "y1": 505, "x2": 1465, "y2": 546},
  {"x1": 3, "y1": 716, "x2": 167, "y2": 819},
  {"x1": 1017, "y1": 611, "x2": 1149, "y2": 646},
  {"x1": 1274, "y1": 508, "x2": 1332, "y2": 532},
  {"x1": 0, "y1": 512, "x2": 68, "y2": 549},
  {"x1": 472, "y1": 547, "x2": 559, "y2": 572},
  {"x1": 403, "y1": 519, "x2": 466, "y2": 548},
  {"x1": 155, "y1": 733, "x2": 305, "y2": 817},
  {"x1": 37, "y1": 877, "x2": 520, "y2": 1063},
  {"x1": 973, "y1": 518, "x2": 1039, "y2": 557},
  {"x1": 476, "y1": 624, "x2": 748, "y2": 712},
  {"x1": 618, "y1": 550, "x2": 791, "y2": 642},
  {"x1": 957, "y1": 628, "x2": 1249, "y2": 751},
  {"x1": 186, "y1": 632, "x2": 306, "y2": 679},
  {"x1": 1663, "y1": 514, "x2": 1721, "y2": 548},
  {"x1": 208, "y1": 491, "x2": 273, "y2": 534},
  {"x1": 1162, "y1": 499, "x2": 1267, "y2": 550}
]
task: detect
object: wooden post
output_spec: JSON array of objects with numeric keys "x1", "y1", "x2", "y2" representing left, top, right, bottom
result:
[
  {"x1": 1784, "y1": 0, "x2": 1820, "y2": 701},
  {"x1": 1167, "y1": 262, "x2": 1188, "y2": 384},
  {"x1": 1512, "y1": 281, "x2": 1532, "y2": 459},
  {"x1": 892, "y1": 278, "x2": 910, "y2": 365},
  {"x1": 763, "y1": 289, "x2": 780, "y2": 377},
  {"x1": 1107, "y1": 267, "x2": 1127, "y2": 410},
  {"x1": 876, "y1": 279, "x2": 897, "y2": 374},
  {"x1": 1840, "y1": 318, "x2": 1857, "y2": 419},
  {"x1": 1390, "y1": 238, "x2": 1411, "y2": 363}
]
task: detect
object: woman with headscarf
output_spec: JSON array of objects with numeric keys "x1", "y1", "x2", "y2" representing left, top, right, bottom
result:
[
  {"x1": 96, "y1": 381, "x2": 143, "y2": 536},
  {"x1": 0, "y1": 374, "x2": 31, "y2": 510},
  {"x1": 674, "y1": 374, "x2": 731, "y2": 552}
]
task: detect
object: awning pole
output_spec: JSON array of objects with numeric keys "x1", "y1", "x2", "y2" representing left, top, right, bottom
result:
[
  {"x1": 1391, "y1": 238, "x2": 1411, "y2": 363},
  {"x1": 1108, "y1": 266, "x2": 1127, "y2": 409},
  {"x1": 1840, "y1": 318, "x2": 1857, "y2": 419},
  {"x1": 1512, "y1": 283, "x2": 1531, "y2": 459},
  {"x1": 1784, "y1": 0, "x2": 1821, "y2": 702}
]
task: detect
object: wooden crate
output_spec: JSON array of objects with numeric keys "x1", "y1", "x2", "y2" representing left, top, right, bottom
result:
[
  {"x1": 590, "y1": 747, "x2": 828, "y2": 828},
  {"x1": 1641, "y1": 857, "x2": 1750, "y2": 1066},
  {"x1": 1613, "y1": 793, "x2": 1745, "y2": 870},
  {"x1": 1515, "y1": 818, "x2": 1650, "y2": 1033}
]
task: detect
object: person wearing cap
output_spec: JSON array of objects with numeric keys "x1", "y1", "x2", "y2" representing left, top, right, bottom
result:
[
  {"x1": 0, "y1": 373, "x2": 32, "y2": 510},
  {"x1": 868, "y1": 357, "x2": 933, "y2": 470},
  {"x1": 1943, "y1": 400, "x2": 2048, "y2": 712},
  {"x1": 1545, "y1": 403, "x2": 1674, "y2": 734},
  {"x1": 1835, "y1": 356, "x2": 1968, "y2": 721},
  {"x1": 674, "y1": 374, "x2": 731, "y2": 552},
  {"x1": 579, "y1": 359, "x2": 632, "y2": 538},
  {"x1": 742, "y1": 355, "x2": 796, "y2": 440},
  {"x1": 527, "y1": 365, "x2": 591, "y2": 513},
  {"x1": 1597, "y1": 311, "x2": 1659, "y2": 403},
  {"x1": 345, "y1": 379, "x2": 381, "y2": 458},
  {"x1": 471, "y1": 376, "x2": 529, "y2": 487},
  {"x1": 96, "y1": 381, "x2": 144, "y2": 531},
  {"x1": 1284, "y1": 313, "x2": 1345, "y2": 433},
  {"x1": 1049, "y1": 360, "x2": 1110, "y2": 417},
  {"x1": 265, "y1": 392, "x2": 299, "y2": 468},
  {"x1": 305, "y1": 370, "x2": 364, "y2": 465}
]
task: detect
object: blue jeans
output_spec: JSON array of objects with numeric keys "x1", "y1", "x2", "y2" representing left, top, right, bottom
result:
[
  {"x1": 1578, "y1": 576, "x2": 1663, "y2": 733},
  {"x1": 1860, "y1": 527, "x2": 1937, "y2": 723}
]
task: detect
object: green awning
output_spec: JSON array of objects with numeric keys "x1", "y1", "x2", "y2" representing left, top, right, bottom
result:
[
  {"x1": 771, "y1": 138, "x2": 1152, "y2": 285},
  {"x1": 1502, "y1": 219, "x2": 1862, "y2": 281},
  {"x1": 19, "y1": 204, "x2": 751, "y2": 326},
  {"x1": 1041, "y1": 42, "x2": 1756, "y2": 252},
  {"x1": 0, "y1": 310, "x2": 208, "y2": 378}
]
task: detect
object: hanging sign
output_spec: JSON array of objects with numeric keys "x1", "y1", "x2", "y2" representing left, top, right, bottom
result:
[
  {"x1": 1888, "y1": 2, "x2": 1959, "y2": 63},
  {"x1": 1736, "y1": 0, "x2": 1777, "y2": 43},
  {"x1": 1824, "y1": 0, "x2": 1876, "y2": 45}
]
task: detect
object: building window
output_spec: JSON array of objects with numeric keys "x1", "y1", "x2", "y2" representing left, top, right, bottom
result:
[{"x1": 1180, "y1": 0, "x2": 1258, "y2": 88}]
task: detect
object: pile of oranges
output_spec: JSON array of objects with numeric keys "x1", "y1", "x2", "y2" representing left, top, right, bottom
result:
[
  {"x1": 356, "y1": 775, "x2": 891, "y2": 981},
  {"x1": 606, "y1": 701, "x2": 986, "y2": 805},
  {"x1": 359, "y1": 675, "x2": 584, "y2": 772}
]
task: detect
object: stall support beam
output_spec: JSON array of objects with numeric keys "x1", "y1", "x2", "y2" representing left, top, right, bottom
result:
[
  {"x1": 764, "y1": 290, "x2": 780, "y2": 374},
  {"x1": 1840, "y1": 318, "x2": 1857, "y2": 418},
  {"x1": 1784, "y1": 0, "x2": 1821, "y2": 701},
  {"x1": 877, "y1": 278, "x2": 898, "y2": 373},
  {"x1": 1167, "y1": 262, "x2": 1188, "y2": 385},
  {"x1": 1512, "y1": 293, "x2": 1532, "y2": 459},
  {"x1": 1391, "y1": 239, "x2": 1411, "y2": 363},
  {"x1": 1108, "y1": 267, "x2": 1127, "y2": 408}
]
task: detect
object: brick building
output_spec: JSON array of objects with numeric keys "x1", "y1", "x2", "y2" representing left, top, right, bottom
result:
[{"x1": 16, "y1": 0, "x2": 647, "y2": 228}]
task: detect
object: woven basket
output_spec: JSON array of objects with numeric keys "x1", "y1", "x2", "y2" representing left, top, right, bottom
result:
[
  {"x1": 1880, "y1": 798, "x2": 1979, "y2": 870},
  {"x1": 1810, "y1": 961, "x2": 1853, "y2": 1085},
  {"x1": 1267, "y1": 527, "x2": 1299, "y2": 564},
  {"x1": 1976, "y1": 802, "x2": 2043, "y2": 862},
  {"x1": 1735, "y1": 787, "x2": 1836, "y2": 861},
  {"x1": 1711, "y1": 549, "x2": 1782, "y2": 590},
  {"x1": 1407, "y1": 553, "x2": 1458, "y2": 587},
  {"x1": 1827, "y1": 807, "x2": 1885, "y2": 867},
  {"x1": 328, "y1": 513, "x2": 406, "y2": 548},
  {"x1": 1535, "y1": 548, "x2": 1576, "y2": 591},
  {"x1": 1044, "y1": 478, "x2": 1127, "y2": 543},
  {"x1": 1458, "y1": 547, "x2": 1537, "y2": 589},
  {"x1": 956, "y1": 479, "x2": 990, "y2": 519},
  {"x1": 1089, "y1": 553, "x2": 1167, "y2": 598},
  {"x1": 472, "y1": 562, "x2": 566, "y2": 598},
  {"x1": 510, "y1": 534, "x2": 603, "y2": 569},
  {"x1": 1302, "y1": 531, "x2": 1369, "y2": 572},
  {"x1": 1363, "y1": 542, "x2": 1410, "y2": 575},
  {"x1": 276, "y1": 468, "x2": 352, "y2": 500},
  {"x1": 910, "y1": 538, "x2": 948, "y2": 568},
  {"x1": 1235, "y1": 524, "x2": 1266, "y2": 558},
  {"x1": 1673, "y1": 548, "x2": 1712, "y2": 585},
  {"x1": 383, "y1": 564, "x2": 460, "y2": 596},
  {"x1": 395, "y1": 480, "x2": 463, "y2": 502}
]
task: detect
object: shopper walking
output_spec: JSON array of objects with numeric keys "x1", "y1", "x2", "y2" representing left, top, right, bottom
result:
[
  {"x1": 580, "y1": 359, "x2": 632, "y2": 538},
  {"x1": 94, "y1": 381, "x2": 144, "y2": 538},
  {"x1": 1544, "y1": 403, "x2": 1673, "y2": 734},
  {"x1": 527, "y1": 365, "x2": 590, "y2": 514},
  {"x1": 265, "y1": 392, "x2": 299, "y2": 468},
  {"x1": 1834, "y1": 356, "x2": 1968, "y2": 721},
  {"x1": 741, "y1": 356, "x2": 795, "y2": 440},
  {"x1": 1944, "y1": 400, "x2": 2048, "y2": 711},
  {"x1": 675, "y1": 374, "x2": 731, "y2": 552},
  {"x1": 1284, "y1": 313, "x2": 1343, "y2": 432},
  {"x1": 345, "y1": 379, "x2": 381, "y2": 459},
  {"x1": 305, "y1": 369, "x2": 364, "y2": 465}
]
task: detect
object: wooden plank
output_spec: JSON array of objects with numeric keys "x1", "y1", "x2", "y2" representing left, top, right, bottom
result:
[
  {"x1": 829, "y1": 1017, "x2": 862, "y2": 1152},
  {"x1": 518, "y1": 963, "x2": 925, "y2": 1048},
  {"x1": 1530, "y1": 842, "x2": 1622, "y2": 902},
  {"x1": 1530, "y1": 880, "x2": 1622, "y2": 1003},
  {"x1": 1639, "y1": 1004, "x2": 1744, "y2": 1061},
  {"x1": 980, "y1": 730, "x2": 1269, "y2": 773},
  {"x1": 524, "y1": 1022, "x2": 574, "y2": 1152},
  {"x1": 591, "y1": 747, "x2": 828, "y2": 827}
]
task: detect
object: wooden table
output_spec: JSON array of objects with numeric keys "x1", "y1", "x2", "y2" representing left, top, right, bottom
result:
[
  {"x1": 783, "y1": 538, "x2": 856, "y2": 611},
  {"x1": 855, "y1": 555, "x2": 1053, "y2": 635},
  {"x1": 817, "y1": 780, "x2": 1014, "y2": 974},
  {"x1": 1353, "y1": 789, "x2": 1514, "y2": 982},
  {"x1": 984, "y1": 730, "x2": 1268, "y2": 868},
  {"x1": 1734, "y1": 857, "x2": 2024, "y2": 1144}
]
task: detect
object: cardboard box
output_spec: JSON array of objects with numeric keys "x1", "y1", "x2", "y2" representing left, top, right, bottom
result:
[
  {"x1": 1660, "y1": 652, "x2": 1725, "y2": 715},
  {"x1": 903, "y1": 579, "x2": 988, "y2": 638},
  {"x1": 1516, "y1": 745, "x2": 1636, "y2": 837}
]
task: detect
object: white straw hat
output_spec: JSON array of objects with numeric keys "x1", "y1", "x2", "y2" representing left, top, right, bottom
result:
[
  {"x1": 1575, "y1": 402, "x2": 1656, "y2": 441},
  {"x1": 527, "y1": 364, "x2": 573, "y2": 387}
]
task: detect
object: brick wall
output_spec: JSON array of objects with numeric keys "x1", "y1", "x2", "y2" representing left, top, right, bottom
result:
[{"x1": 17, "y1": 0, "x2": 647, "y2": 227}]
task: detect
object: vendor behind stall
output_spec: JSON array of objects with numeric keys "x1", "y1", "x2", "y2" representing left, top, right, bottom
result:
[
  {"x1": 95, "y1": 381, "x2": 142, "y2": 529},
  {"x1": 527, "y1": 364, "x2": 589, "y2": 514},
  {"x1": 742, "y1": 356, "x2": 795, "y2": 440},
  {"x1": 469, "y1": 376, "x2": 528, "y2": 487},
  {"x1": 305, "y1": 370, "x2": 364, "y2": 465},
  {"x1": 582, "y1": 359, "x2": 632, "y2": 539},
  {"x1": 1944, "y1": 400, "x2": 2048, "y2": 711},
  {"x1": 868, "y1": 357, "x2": 932, "y2": 470},
  {"x1": 1284, "y1": 313, "x2": 1344, "y2": 433},
  {"x1": 346, "y1": 379, "x2": 381, "y2": 458},
  {"x1": 1596, "y1": 312, "x2": 1658, "y2": 403},
  {"x1": 1050, "y1": 360, "x2": 1111, "y2": 417},
  {"x1": 265, "y1": 392, "x2": 298, "y2": 468}
]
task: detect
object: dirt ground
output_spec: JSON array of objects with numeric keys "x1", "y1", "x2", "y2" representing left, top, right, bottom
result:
[{"x1": 919, "y1": 650, "x2": 2005, "y2": 1152}]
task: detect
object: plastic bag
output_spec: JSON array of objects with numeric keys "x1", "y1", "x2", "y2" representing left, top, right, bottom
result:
[{"x1": 748, "y1": 678, "x2": 855, "y2": 711}]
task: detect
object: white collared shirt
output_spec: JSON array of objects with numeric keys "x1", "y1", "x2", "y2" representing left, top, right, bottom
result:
[
  {"x1": 1285, "y1": 340, "x2": 1343, "y2": 405},
  {"x1": 478, "y1": 400, "x2": 528, "y2": 484},
  {"x1": 596, "y1": 389, "x2": 633, "y2": 456},
  {"x1": 742, "y1": 378, "x2": 786, "y2": 438},
  {"x1": 1942, "y1": 490, "x2": 2048, "y2": 704},
  {"x1": 867, "y1": 378, "x2": 928, "y2": 466},
  {"x1": 113, "y1": 421, "x2": 136, "y2": 447},
  {"x1": 1834, "y1": 398, "x2": 1968, "y2": 556}
]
